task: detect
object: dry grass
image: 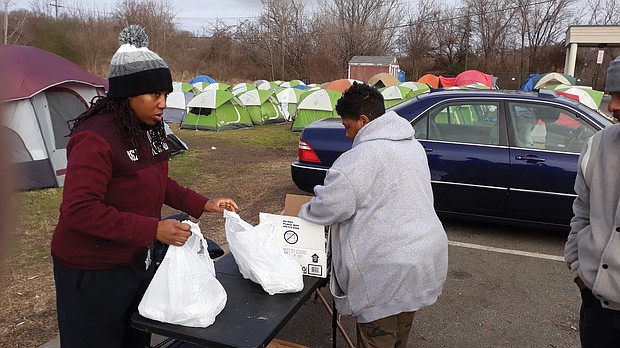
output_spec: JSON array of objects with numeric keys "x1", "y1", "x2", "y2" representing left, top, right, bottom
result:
[{"x1": 0, "y1": 122, "x2": 306, "y2": 347}]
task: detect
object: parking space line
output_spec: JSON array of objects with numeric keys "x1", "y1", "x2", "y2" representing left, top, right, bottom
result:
[{"x1": 448, "y1": 240, "x2": 564, "y2": 262}]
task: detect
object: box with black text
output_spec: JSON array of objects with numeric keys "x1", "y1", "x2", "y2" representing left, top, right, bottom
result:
[{"x1": 259, "y1": 194, "x2": 328, "y2": 278}]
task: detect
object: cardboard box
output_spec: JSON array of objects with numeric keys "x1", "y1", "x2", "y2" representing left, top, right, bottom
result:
[{"x1": 259, "y1": 194, "x2": 328, "y2": 278}]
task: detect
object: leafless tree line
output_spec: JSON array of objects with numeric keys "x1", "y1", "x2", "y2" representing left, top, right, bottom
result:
[{"x1": 2, "y1": 0, "x2": 620, "y2": 88}]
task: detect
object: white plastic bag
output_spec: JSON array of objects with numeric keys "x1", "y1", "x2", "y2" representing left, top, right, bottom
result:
[
  {"x1": 224, "y1": 210, "x2": 304, "y2": 295},
  {"x1": 138, "y1": 220, "x2": 227, "y2": 327}
]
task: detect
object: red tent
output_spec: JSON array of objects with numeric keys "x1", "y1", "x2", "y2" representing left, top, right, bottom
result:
[
  {"x1": 453, "y1": 70, "x2": 494, "y2": 88},
  {"x1": 1, "y1": 45, "x2": 107, "y2": 102},
  {"x1": 2, "y1": 45, "x2": 107, "y2": 190},
  {"x1": 438, "y1": 76, "x2": 457, "y2": 87}
]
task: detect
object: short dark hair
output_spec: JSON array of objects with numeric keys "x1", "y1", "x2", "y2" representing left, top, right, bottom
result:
[{"x1": 335, "y1": 82, "x2": 385, "y2": 121}]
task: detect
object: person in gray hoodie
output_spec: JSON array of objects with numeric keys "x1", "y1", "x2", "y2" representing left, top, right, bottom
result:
[
  {"x1": 564, "y1": 55, "x2": 620, "y2": 347},
  {"x1": 298, "y1": 82, "x2": 448, "y2": 348}
]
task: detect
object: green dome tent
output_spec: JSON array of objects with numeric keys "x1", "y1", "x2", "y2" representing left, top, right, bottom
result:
[
  {"x1": 292, "y1": 89, "x2": 342, "y2": 132},
  {"x1": 257, "y1": 81, "x2": 280, "y2": 90},
  {"x1": 399, "y1": 82, "x2": 431, "y2": 98},
  {"x1": 231, "y1": 82, "x2": 257, "y2": 96},
  {"x1": 182, "y1": 90, "x2": 253, "y2": 131},
  {"x1": 555, "y1": 85, "x2": 604, "y2": 109},
  {"x1": 379, "y1": 85, "x2": 413, "y2": 108},
  {"x1": 237, "y1": 89, "x2": 285, "y2": 125},
  {"x1": 274, "y1": 87, "x2": 305, "y2": 121}
]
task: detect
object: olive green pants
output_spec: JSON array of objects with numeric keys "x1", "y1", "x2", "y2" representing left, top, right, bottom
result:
[{"x1": 356, "y1": 311, "x2": 416, "y2": 348}]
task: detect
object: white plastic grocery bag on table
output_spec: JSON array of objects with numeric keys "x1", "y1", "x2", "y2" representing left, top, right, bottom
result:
[
  {"x1": 138, "y1": 220, "x2": 227, "y2": 327},
  {"x1": 224, "y1": 210, "x2": 303, "y2": 295}
]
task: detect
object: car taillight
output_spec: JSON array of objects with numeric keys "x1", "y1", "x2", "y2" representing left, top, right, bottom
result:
[{"x1": 298, "y1": 140, "x2": 321, "y2": 163}]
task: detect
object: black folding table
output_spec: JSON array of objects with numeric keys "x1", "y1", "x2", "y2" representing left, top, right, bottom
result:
[{"x1": 131, "y1": 252, "x2": 326, "y2": 348}]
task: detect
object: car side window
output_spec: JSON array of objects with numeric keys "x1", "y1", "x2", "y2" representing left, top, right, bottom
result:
[
  {"x1": 415, "y1": 102, "x2": 500, "y2": 145},
  {"x1": 507, "y1": 102, "x2": 597, "y2": 153}
]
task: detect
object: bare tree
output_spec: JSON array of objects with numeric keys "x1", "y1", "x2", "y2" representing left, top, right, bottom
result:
[
  {"x1": 516, "y1": 0, "x2": 575, "y2": 72},
  {"x1": 62, "y1": 4, "x2": 115, "y2": 77},
  {"x1": 583, "y1": 0, "x2": 620, "y2": 25},
  {"x1": 318, "y1": 0, "x2": 404, "y2": 74},
  {"x1": 460, "y1": 0, "x2": 518, "y2": 71},
  {"x1": 260, "y1": 0, "x2": 310, "y2": 80},
  {"x1": 235, "y1": 0, "x2": 314, "y2": 81},
  {"x1": 112, "y1": 0, "x2": 176, "y2": 57},
  {"x1": 1, "y1": 0, "x2": 30, "y2": 45},
  {"x1": 196, "y1": 21, "x2": 238, "y2": 80},
  {"x1": 28, "y1": 0, "x2": 54, "y2": 17},
  {"x1": 236, "y1": 19, "x2": 275, "y2": 80},
  {"x1": 427, "y1": 7, "x2": 468, "y2": 74},
  {"x1": 2, "y1": 0, "x2": 11, "y2": 44},
  {"x1": 399, "y1": 0, "x2": 442, "y2": 79}
]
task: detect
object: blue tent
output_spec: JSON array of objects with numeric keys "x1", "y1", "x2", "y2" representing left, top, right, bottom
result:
[
  {"x1": 292, "y1": 85, "x2": 311, "y2": 90},
  {"x1": 520, "y1": 74, "x2": 540, "y2": 91},
  {"x1": 189, "y1": 75, "x2": 216, "y2": 84}
]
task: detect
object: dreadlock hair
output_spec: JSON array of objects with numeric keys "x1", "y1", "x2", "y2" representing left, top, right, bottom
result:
[{"x1": 69, "y1": 96, "x2": 168, "y2": 150}]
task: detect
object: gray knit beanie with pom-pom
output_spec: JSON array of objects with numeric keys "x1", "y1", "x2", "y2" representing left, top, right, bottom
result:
[{"x1": 107, "y1": 25, "x2": 172, "y2": 98}]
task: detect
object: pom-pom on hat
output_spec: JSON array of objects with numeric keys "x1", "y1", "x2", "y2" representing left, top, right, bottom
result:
[{"x1": 107, "y1": 25, "x2": 173, "y2": 98}]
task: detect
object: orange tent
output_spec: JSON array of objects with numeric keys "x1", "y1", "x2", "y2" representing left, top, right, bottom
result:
[
  {"x1": 321, "y1": 79, "x2": 362, "y2": 93},
  {"x1": 418, "y1": 74, "x2": 440, "y2": 88}
]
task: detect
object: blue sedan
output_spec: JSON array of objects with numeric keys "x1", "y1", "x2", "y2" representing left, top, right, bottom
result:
[{"x1": 291, "y1": 89, "x2": 615, "y2": 230}]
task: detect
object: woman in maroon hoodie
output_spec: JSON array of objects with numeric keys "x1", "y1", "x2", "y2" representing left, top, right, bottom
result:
[{"x1": 51, "y1": 25, "x2": 238, "y2": 348}]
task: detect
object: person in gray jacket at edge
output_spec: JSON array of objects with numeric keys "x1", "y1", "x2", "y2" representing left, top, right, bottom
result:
[
  {"x1": 564, "y1": 55, "x2": 620, "y2": 348},
  {"x1": 298, "y1": 82, "x2": 448, "y2": 348}
]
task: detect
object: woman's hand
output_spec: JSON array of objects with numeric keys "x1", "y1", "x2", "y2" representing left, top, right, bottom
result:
[
  {"x1": 156, "y1": 219, "x2": 191, "y2": 246},
  {"x1": 204, "y1": 198, "x2": 238, "y2": 213}
]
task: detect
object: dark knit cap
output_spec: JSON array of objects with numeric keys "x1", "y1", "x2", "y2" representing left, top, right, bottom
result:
[
  {"x1": 107, "y1": 25, "x2": 173, "y2": 98},
  {"x1": 605, "y1": 55, "x2": 620, "y2": 93}
]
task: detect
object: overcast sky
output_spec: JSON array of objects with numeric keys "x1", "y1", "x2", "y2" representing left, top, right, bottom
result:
[
  {"x1": 9, "y1": 0, "x2": 314, "y2": 33},
  {"x1": 9, "y1": 0, "x2": 464, "y2": 33}
]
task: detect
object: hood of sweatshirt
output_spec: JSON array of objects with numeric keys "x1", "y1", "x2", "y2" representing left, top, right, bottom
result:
[{"x1": 352, "y1": 110, "x2": 415, "y2": 148}]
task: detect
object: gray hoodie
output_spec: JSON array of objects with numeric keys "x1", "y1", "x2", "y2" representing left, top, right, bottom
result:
[
  {"x1": 298, "y1": 111, "x2": 448, "y2": 323},
  {"x1": 565, "y1": 124, "x2": 620, "y2": 310}
]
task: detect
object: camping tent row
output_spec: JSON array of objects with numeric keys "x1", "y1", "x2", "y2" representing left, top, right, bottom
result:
[
  {"x1": 174, "y1": 76, "x2": 433, "y2": 132},
  {"x1": 179, "y1": 88, "x2": 287, "y2": 131},
  {"x1": 179, "y1": 84, "x2": 341, "y2": 131},
  {"x1": 171, "y1": 79, "x2": 318, "y2": 130},
  {"x1": 2, "y1": 45, "x2": 188, "y2": 190},
  {"x1": 416, "y1": 70, "x2": 497, "y2": 89},
  {"x1": 520, "y1": 73, "x2": 605, "y2": 110},
  {"x1": 520, "y1": 72, "x2": 577, "y2": 91},
  {"x1": 176, "y1": 79, "x2": 421, "y2": 132}
]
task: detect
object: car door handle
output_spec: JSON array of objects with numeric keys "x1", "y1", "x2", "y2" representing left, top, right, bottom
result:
[
  {"x1": 423, "y1": 146, "x2": 433, "y2": 152},
  {"x1": 515, "y1": 155, "x2": 546, "y2": 163}
]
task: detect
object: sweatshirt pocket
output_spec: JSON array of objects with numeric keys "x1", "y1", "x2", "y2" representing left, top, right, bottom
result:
[{"x1": 330, "y1": 270, "x2": 353, "y2": 316}]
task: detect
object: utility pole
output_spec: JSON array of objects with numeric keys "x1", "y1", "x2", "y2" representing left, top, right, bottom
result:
[
  {"x1": 50, "y1": 0, "x2": 62, "y2": 20},
  {"x1": 4, "y1": 0, "x2": 8, "y2": 45}
]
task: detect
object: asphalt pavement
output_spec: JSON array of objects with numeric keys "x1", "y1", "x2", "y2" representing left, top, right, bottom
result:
[{"x1": 274, "y1": 219, "x2": 579, "y2": 348}]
